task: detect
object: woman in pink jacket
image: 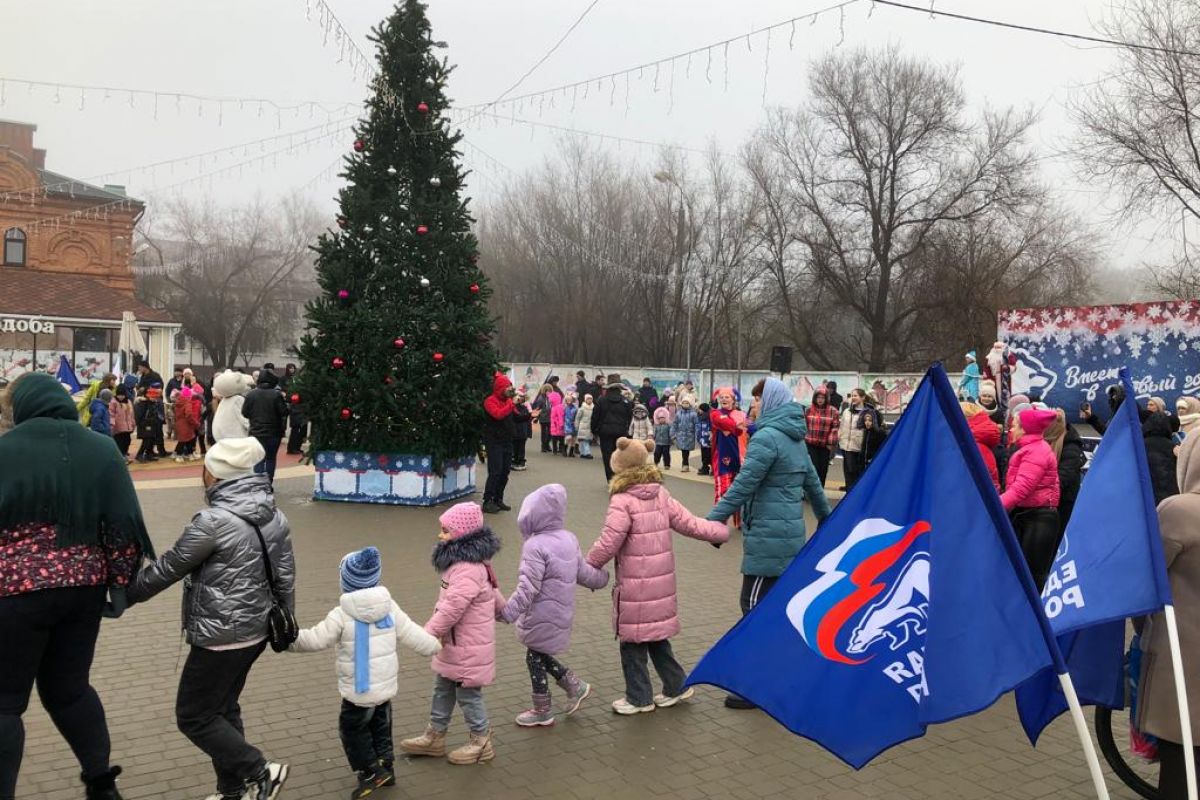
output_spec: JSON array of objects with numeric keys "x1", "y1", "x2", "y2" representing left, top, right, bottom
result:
[
  {"x1": 586, "y1": 437, "x2": 729, "y2": 715},
  {"x1": 401, "y1": 502, "x2": 502, "y2": 766},
  {"x1": 1000, "y1": 407, "x2": 1061, "y2": 590}
]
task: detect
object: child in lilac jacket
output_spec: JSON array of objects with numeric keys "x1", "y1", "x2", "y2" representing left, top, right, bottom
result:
[
  {"x1": 499, "y1": 483, "x2": 608, "y2": 727},
  {"x1": 400, "y1": 503, "x2": 503, "y2": 766}
]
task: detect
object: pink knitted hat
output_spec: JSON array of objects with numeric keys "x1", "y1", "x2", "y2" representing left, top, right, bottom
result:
[
  {"x1": 439, "y1": 502, "x2": 484, "y2": 539},
  {"x1": 1018, "y1": 407, "x2": 1057, "y2": 436}
]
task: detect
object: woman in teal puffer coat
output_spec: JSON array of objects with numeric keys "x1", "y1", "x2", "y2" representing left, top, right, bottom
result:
[{"x1": 707, "y1": 378, "x2": 832, "y2": 709}]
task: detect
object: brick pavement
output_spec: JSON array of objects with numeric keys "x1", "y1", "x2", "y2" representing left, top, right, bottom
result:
[{"x1": 17, "y1": 450, "x2": 1124, "y2": 799}]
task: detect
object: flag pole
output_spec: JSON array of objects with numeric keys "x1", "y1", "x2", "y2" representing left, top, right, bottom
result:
[
  {"x1": 1164, "y1": 604, "x2": 1198, "y2": 800},
  {"x1": 1057, "y1": 673, "x2": 1112, "y2": 800},
  {"x1": 929, "y1": 363, "x2": 1110, "y2": 800}
]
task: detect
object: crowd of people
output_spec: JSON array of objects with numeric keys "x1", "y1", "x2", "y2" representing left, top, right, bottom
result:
[{"x1": 0, "y1": 357, "x2": 1197, "y2": 800}]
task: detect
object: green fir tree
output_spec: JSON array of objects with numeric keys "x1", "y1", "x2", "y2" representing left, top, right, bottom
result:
[{"x1": 295, "y1": 0, "x2": 497, "y2": 467}]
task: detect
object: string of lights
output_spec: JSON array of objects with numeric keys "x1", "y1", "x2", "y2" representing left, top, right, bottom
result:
[
  {"x1": 0, "y1": 77, "x2": 357, "y2": 124},
  {"x1": 454, "y1": 0, "x2": 861, "y2": 114},
  {"x1": 7, "y1": 125, "x2": 350, "y2": 233},
  {"x1": 0, "y1": 116, "x2": 356, "y2": 204},
  {"x1": 458, "y1": 109, "x2": 722, "y2": 157}
]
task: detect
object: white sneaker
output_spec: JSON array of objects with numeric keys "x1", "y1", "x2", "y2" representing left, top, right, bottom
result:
[
  {"x1": 173, "y1": 456, "x2": 184, "y2": 463},
  {"x1": 611, "y1": 697, "x2": 655, "y2": 715},
  {"x1": 653, "y1": 687, "x2": 695, "y2": 708},
  {"x1": 240, "y1": 762, "x2": 288, "y2": 800}
]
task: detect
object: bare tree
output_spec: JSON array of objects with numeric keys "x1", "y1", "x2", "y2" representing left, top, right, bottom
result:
[
  {"x1": 1074, "y1": 0, "x2": 1200, "y2": 294},
  {"x1": 135, "y1": 194, "x2": 323, "y2": 370},
  {"x1": 749, "y1": 46, "x2": 1037, "y2": 370}
]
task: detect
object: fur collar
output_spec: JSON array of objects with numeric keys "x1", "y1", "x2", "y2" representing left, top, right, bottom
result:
[
  {"x1": 432, "y1": 527, "x2": 501, "y2": 573},
  {"x1": 608, "y1": 464, "x2": 663, "y2": 496}
]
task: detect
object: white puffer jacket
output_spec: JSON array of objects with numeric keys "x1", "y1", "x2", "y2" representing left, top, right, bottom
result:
[{"x1": 292, "y1": 587, "x2": 440, "y2": 707}]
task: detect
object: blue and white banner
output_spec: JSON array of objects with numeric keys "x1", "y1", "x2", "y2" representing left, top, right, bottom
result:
[{"x1": 999, "y1": 300, "x2": 1200, "y2": 422}]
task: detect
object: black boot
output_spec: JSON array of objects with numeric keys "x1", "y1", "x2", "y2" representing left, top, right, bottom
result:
[
  {"x1": 482, "y1": 500, "x2": 502, "y2": 514},
  {"x1": 83, "y1": 766, "x2": 123, "y2": 800},
  {"x1": 377, "y1": 759, "x2": 395, "y2": 787}
]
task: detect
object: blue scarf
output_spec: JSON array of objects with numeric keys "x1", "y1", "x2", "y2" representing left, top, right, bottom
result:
[{"x1": 353, "y1": 614, "x2": 394, "y2": 694}]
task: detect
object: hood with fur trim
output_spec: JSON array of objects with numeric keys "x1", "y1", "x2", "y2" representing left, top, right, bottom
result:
[
  {"x1": 608, "y1": 463, "x2": 663, "y2": 496},
  {"x1": 432, "y1": 526, "x2": 501, "y2": 573}
]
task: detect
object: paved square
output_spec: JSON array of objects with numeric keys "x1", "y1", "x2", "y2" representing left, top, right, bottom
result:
[{"x1": 18, "y1": 450, "x2": 1120, "y2": 799}]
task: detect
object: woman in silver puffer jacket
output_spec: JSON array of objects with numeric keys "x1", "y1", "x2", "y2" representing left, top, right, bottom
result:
[{"x1": 130, "y1": 437, "x2": 295, "y2": 800}]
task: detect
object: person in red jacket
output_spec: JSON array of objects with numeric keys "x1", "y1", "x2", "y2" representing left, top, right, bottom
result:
[
  {"x1": 1001, "y1": 407, "x2": 1061, "y2": 590},
  {"x1": 482, "y1": 373, "x2": 517, "y2": 514},
  {"x1": 173, "y1": 386, "x2": 201, "y2": 462},
  {"x1": 962, "y1": 402, "x2": 1001, "y2": 492},
  {"x1": 709, "y1": 387, "x2": 747, "y2": 529}
]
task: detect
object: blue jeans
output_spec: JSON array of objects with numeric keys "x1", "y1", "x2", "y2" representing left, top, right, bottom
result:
[
  {"x1": 429, "y1": 675, "x2": 488, "y2": 735},
  {"x1": 253, "y1": 436, "x2": 281, "y2": 483}
]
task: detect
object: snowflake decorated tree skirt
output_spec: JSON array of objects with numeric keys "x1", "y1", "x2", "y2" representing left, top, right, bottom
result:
[{"x1": 313, "y1": 451, "x2": 476, "y2": 506}]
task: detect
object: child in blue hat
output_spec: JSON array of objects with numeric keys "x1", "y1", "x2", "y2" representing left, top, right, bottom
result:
[{"x1": 290, "y1": 547, "x2": 440, "y2": 799}]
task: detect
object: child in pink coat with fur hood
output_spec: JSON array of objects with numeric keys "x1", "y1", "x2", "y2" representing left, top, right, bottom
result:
[
  {"x1": 586, "y1": 437, "x2": 729, "y2": 715},
  {"x1": 401, "y1": 502, "x2": 503, "y2": 766}
]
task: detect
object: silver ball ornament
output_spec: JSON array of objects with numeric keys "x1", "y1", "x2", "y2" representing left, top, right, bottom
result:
[
  {"x1": 429, "y1": 176, "x2": 442, "y2": 188},
  {"x1": 419, "y1": 277, "x2": 431, "y2": 288},
  {"x1": 386, "y1": 166, "x2": 397, "y2": 176}
]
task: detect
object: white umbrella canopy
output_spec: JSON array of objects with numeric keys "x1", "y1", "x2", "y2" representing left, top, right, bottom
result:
[{"x1": 117, "y1": 311, "x2": 149, "y2": 373}]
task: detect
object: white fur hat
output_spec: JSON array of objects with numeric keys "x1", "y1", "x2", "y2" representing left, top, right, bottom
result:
[{"x1": 205, "y1": 436, "x2": 265, "y2": 480}]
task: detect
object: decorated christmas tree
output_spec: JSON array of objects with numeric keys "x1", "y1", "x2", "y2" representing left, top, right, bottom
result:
[{"x1": 295, "y1": 0, "x2": 497, "y2": 503}]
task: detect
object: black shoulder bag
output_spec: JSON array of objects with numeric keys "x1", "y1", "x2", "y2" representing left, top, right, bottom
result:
[{"x1": 235, "y1": 514, "x2": 298, "y2": 653}]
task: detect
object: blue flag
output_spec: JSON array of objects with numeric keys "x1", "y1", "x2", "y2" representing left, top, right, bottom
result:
[
  {"x1": 1016, "y1": 367, "x2": 1173, "y2": 743},
  {"x1": 56, "y1": 355, "x2": 81, "y2": 394},
  {"x1": 686, "y1": 364, "x2": 1060, "y2": 768}
]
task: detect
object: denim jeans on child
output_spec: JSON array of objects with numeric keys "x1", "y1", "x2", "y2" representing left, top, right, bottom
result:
[
  {"x1": 619, "y1": 640, "x2": 686, "y2": 707},
  {"x1": 339, "y1": 699, "x2": 392, "y2": 773},
  {"x1": 429, "y1": 675, "x2": 488, "y2": 735}
]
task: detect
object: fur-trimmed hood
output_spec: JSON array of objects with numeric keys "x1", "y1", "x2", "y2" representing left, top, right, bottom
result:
[
  {"x1": 608, "y1": 463, "x2": 663, "y2": 496},
  {"x1": 432, "y1": 526, "x2": 501, "y2": 572}
]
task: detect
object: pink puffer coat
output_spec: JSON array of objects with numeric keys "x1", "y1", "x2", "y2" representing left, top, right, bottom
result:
[
  {"x1": 549, "y1": 392, "x2": 565, "y2": 437},
  {"x1": 1000, "y1": 434, "x2": 1061, "y2": 511},
  {"x1": 586, "y1": 467, "x2": 728, "y2": 642},
  {"x1": 424, "y1": 528, "x2": 503, "y2": 688}
]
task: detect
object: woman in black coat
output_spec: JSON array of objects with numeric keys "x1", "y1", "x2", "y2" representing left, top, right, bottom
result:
[{"x1": 1144, "y1": 413, "x2": 1180, "y2": 505}]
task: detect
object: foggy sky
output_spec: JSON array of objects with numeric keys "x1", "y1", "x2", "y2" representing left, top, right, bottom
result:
[{"x1": 3, "y1": 0, "x2": 1173, "y2": 270}]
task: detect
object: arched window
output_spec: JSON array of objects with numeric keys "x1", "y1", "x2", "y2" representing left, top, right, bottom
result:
[{"x1": 3, "y1": 228, "x2": 26, "y2": 266}]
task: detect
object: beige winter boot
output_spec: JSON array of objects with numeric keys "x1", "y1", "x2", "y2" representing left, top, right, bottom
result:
[
  {"x1": 447, "y1": 729, "x2": 495, "y2": 765},
  {"x1": 400, "y1": 726, "x2": 447, "y2": 757}
]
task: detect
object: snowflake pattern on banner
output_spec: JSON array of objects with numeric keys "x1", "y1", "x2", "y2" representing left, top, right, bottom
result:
[{"x1": 998, "y1": 300, "x2": 1200, "y2": 421}]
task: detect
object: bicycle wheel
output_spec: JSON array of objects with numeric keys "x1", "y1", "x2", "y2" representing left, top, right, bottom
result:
[{"x1": 1095, "y1": 706, "x2": 1160, "y2": 800}]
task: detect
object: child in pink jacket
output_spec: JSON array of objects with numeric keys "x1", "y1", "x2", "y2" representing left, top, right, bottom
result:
[
  {"x1": 401, "y1": 502, "x2": 503, "y2": 766},
  {"x1": 586, "y1": 437, "x2": 729, "y2": 715},
  {"x1": 1001, "y1": 407, "x2": 1061, "y2": 590}
]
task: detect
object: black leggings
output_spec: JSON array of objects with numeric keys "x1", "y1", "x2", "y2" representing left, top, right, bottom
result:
[
  {"x1": 525, "y1": 649, "x2": 568, "y2": 695},
  {"x1": 0, "y1": 586, "x2": 111, "y2": 797},
  {"x1": 807, "y1": 443, "x2": 831, "y2": 488},
  {"x1": 1158, "y1": 740, "x2": 1200, "y2": 800},
  {"x1": 653, "y1": 444, "x2": 671, "y2": 468}
]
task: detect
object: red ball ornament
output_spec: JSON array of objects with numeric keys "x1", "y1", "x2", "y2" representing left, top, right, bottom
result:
[
  {"x1": 416, "y1": 102, "x2": 430, "y2": 114},
  {"x1": 416, "y1": 225, "x2": 429, "y2": 235},
  {"x1": 433, "y1": 352, "x2": 445, "y2": 363},
  {"x1": 337, "y1": 289, "x2": 349, "y2": 300},
  {"x1": 353, "y1": 139, "x2": 365, "y2": 152},
  {"x1": 337, "y1": 216, "x2": 348, "y2": 230},
  {"x1": 340, "y1": 407, "x2": 352, "y2": 420},
  {"x1": 393, "y1": 337, "x2": 406, "y2": 349},
  {"x1": 331, "y1": 357, "x2": 345, "y2": 369},
  {"x1": 469, "y1": 283, "x2": 480, "y2": 294},
  {"x1": 290, "y1": 393, "x2": 300, "y2": 404}
]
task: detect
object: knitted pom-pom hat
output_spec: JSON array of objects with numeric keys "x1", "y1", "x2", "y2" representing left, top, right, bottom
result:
[
  {"x1": 1019, "y1": 407, "x2": 1057, "y2": 436},
  {"x1": 340, "y1": 546, "x2": 382, "y2": 592},
  {"x1": 439, "y1": 501, "x2": 484, "y2": 539},
  {"x1": 610, "y1": 437, "x2": 654, "y2": 474}
]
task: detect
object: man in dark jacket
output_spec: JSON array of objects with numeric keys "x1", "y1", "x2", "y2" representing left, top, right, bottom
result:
[
  {"x1": 241, "y1": 371, "x2": 288, "y2": 483},
  {"x1": 482, "y1": 372, "x2": 516, "y2": 514},
  {"x1": 591, "y1": 374, "x2": 634, "y2": 482},
  {"x1": 573, "y1": 370, "x2": 593, "y2": 402},
  {"x1": 130, "y1": 437, "x2": 294, "y2": 800},
  {"x1": 637, "y1": 378, "x2": 659, "y2": 410}
]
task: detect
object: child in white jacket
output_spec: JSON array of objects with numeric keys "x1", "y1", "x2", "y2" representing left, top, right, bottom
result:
[{"x1": 292, "y1": 547, "x2": 441, "y2": 799}]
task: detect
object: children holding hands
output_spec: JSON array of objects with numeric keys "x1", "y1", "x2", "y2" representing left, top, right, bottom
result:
[{"x1": 496, "y1": 484, "x2": 608, "y2": 726}]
